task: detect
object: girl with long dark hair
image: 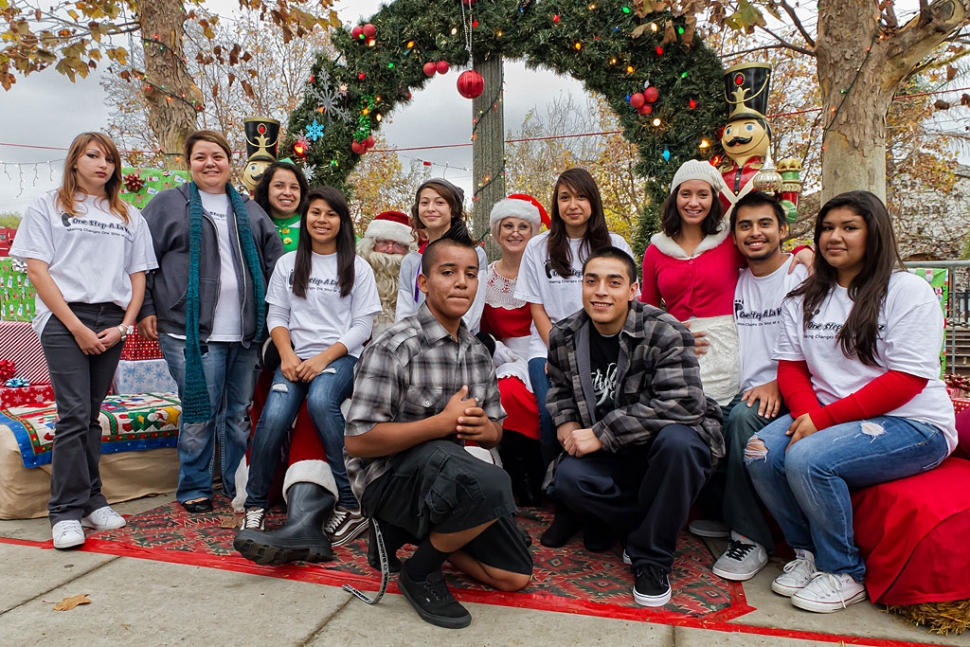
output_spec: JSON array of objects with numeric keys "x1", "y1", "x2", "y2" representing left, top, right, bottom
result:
[
  {"x1": 395, "y1": 178, "x2": 488, "y2": 328},
  {"x1": 746, "y1": 191, "x2": 956, "y2": 613},
  {"x1": 514, "y1": 168, "x2": 633, "y2": 548},
  {"x1": 12, "y1": 132, "x2": 157, "y2": 549},
  {"x1": 242, "y1": 186, "x2": 382, "y2": 545}
]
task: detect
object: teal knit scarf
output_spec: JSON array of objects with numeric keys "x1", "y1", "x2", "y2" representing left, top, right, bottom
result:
[{"x1": 182, "y1": 182, "x2": 267, "y2": 424}]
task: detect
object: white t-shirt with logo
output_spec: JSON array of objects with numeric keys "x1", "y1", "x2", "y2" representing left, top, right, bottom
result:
[
  {"x1": 734, "y1": 256, "x2": 808, "y2": 392},
  {"x1": 265, "y1": 251, "x2": 382, "y2": 359},
  {"x1": 199, "y1": 190, "x2": 242, "y2": 342},
  {"x1": 773, "y1": 271, "x2": 957, "y2": 452},
  {"x1": 515, "y1": 231, "x2": 633, "y2": 360},
  {"x1": 11, "y1": 190, "x2": 157, "y2": 335}
]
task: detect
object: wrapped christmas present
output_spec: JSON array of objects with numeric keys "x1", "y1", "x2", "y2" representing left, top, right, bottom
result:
[
  {"x1": 0, "y1": 382, "x2": 54, "y2": 409},
  {"x1": 0, "y1": 258, "x2": 36, "y2": 322},
  {"x1": 119, "y1": 329, "x2": 164, "y2": 361},
  {"x1": 0, "y1": 321, "x2": 49, "y2": 383},
  {"x1": 112, "y1": 359, "x2": 177, "y2": 395}
]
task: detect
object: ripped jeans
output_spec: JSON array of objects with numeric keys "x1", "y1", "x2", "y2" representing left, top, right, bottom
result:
[
  {"x1": 745, "y1": 414, "x2": 949, "y2": 581},
  {"x1": 244, "y1": 355, "x2": 358, "y2": 510}
]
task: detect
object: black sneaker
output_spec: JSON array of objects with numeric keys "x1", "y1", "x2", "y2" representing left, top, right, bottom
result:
[
  {"x1": 633, "y1": 564, "x2": 672, "y2": 607},
  {"x1": 398, "y1": 562, "x2": 471, "y2": 629}
]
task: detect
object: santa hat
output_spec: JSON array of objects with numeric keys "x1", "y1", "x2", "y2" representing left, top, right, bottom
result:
[
  {"x1": 364, "y1": 210, "x2": 414, "y2": 246},
  {"x1": 489, "y1": 194, "x2": 550, "y2": 233}
]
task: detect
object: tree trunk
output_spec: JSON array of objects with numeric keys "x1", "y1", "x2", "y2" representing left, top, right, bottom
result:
[
  {"x1": 816, "y1": 0, "x2": 970, "y2": 202},
  {"x1": 472, "y1": 54, "x2": 505, "y2": 260},
  {"x1": 140, "y1": 0, "x2": 200, "y2": 170}
]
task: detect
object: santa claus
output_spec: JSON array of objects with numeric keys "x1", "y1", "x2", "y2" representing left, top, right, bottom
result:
[{"x1": 355, "y1": 211, "x2": 417, "y2": 338}]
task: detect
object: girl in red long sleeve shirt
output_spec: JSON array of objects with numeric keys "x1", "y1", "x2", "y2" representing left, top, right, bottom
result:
[{"x1": 745, "y1": 190, "x2": 956, "y2": 614}]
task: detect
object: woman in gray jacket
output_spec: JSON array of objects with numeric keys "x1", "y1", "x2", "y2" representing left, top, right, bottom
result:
[{"x1": 137, "y1": 130, "x2": 284, "y2": 513}]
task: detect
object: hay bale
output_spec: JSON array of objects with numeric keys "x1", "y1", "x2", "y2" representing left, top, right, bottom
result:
[{"x1": 884, "y1": 600, "x2": 970, "y2": 636}]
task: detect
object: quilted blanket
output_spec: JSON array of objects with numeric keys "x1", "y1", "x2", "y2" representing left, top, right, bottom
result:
[{"x1": 1, "y1": 392, "x2": 181, "y2": 469}]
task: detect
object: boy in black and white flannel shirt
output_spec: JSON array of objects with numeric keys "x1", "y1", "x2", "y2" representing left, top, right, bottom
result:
[{"x1": 545, "y1": 247, "x2": 723, "y2": 608}]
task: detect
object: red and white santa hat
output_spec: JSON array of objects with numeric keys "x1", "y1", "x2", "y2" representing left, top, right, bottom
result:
[
  {"x1": 489, "y1": 194, "x2": 550, "y2": 239},
  {"x1": 364, "y1": 210, "x2": 415, "y2": 246}
]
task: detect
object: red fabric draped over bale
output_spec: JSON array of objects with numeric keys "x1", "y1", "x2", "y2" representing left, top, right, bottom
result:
[{"x1": 850, "y1": 406, "x2": 970, "y2": 606}]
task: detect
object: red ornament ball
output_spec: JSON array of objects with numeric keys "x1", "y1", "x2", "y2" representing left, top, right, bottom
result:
[
  {"x1": 436, "y1": 60, "x2": 450, "y2": 75},
  {"x1": 629, "y1": 92, "x2": 645, "y2": 109},
  {"x1": 352, "y1": 140, "x2": 366, "y2": 155},
  {"x1": 643, "y1": 86, "x2": 659, "y2": 103},
  {"x1": 423, "y1": 61, "x2": 437, "y2": 77},
  {"x1": 457, "y1": 70, "x2": 485, "y2": 99},
  {"x1": 351, "y1": 26, "x2": 364, "y2": 40},
  {"x1": 637, "y1": 105, "x2": 651, "y2": 115},
  {"x1": 362, "y1": 23, "x2": 377, "y2": 38},
  {"x1": 364, "y1": 135, "x2": 375, "y2": 149}
]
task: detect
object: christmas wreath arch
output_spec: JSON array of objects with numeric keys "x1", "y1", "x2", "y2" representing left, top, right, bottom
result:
[{"x1": 286, "y1": 0, "x2": 725, "y2": 248}]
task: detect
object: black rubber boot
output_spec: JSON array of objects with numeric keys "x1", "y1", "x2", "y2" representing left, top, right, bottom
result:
[{"x1": 234, "y1": 482, "x2": 336, "y2": 566}]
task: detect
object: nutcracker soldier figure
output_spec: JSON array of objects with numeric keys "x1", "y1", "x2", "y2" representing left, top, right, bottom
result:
[
  {"x1": 719, "y1": 63, "x2": 801, "y2": 222},
  {"x1": 241, "y1": 117, "x2": 280, "y2": 193}
]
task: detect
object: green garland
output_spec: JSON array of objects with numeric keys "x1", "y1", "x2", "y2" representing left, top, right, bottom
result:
[{"x1": 286, "y1": 0, "x2": 726, "y2": 254}]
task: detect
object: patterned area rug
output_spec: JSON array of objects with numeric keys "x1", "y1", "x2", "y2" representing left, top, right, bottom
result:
[
  {"x1": 1, "y1": 392, "x2": 181, "y2": 468},
  {"x1": 83, "y1": 496, "x2": 751, "y2": 622}
]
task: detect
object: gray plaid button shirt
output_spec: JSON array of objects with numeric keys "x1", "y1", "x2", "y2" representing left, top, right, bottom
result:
[{"x1": 344, "y1": 303, "x2": 506, "y2": 499}]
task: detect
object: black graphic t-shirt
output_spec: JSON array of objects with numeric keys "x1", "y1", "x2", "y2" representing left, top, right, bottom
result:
[{"x1": 589, "y1": 326, "x2": 620, "y2": 422}]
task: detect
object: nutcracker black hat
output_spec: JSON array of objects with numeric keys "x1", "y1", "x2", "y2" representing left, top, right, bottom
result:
[
  {"x1": 244, "y1": 117, "x2": 280, "y2": 162},
  {"x1": 724, "y1": 62, "x2": 772, "y2": 123}
]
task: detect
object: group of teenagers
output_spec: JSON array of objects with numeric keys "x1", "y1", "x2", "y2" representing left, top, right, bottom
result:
[{"x1": 16, "y1": 128, "x2": 958, "y2": 630}]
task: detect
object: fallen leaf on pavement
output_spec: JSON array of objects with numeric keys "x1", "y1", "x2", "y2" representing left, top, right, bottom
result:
[{"x1": 53, "y1": 594, "x2": 91, "y2": 611}]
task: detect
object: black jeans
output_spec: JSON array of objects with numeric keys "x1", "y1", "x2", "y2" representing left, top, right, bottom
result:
[
  {"x1": 42, "y1": 303, "x2": 125, "y2": 525},
  {"x1": 550, "y1": 424, "x2": 712, "y2": 572}
]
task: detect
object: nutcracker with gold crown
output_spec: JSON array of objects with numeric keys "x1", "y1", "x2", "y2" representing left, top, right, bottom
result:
[
  {"x1": 241, "y1": 117, "x2": 280, "y2": 193},
  {"x1": 719, "y1": 62, "x2": 801, "y2": 223}
]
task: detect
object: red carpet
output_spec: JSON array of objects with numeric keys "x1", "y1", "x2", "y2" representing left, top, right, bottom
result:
[{"x1": 78, "y1": 496, "x2": 751, "y2": 622}]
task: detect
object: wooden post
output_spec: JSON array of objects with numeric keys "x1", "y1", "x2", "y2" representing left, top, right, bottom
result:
[{"x1": 472, "y1": 54, "x2": 505, "y2": 260}]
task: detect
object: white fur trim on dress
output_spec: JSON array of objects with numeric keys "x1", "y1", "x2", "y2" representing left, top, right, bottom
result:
[
  {"x1": 365, "y1": 219, "x2": 415, "y2": 246},
  {"x1": 282, "y1": 459, "x2": 339, "y2": 503},
  {"x1": 648, "y1": 220, "x2": 731, "y2": 260}
]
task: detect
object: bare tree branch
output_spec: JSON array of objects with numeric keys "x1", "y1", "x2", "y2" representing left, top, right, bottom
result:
[
  {"x1": 760, "y1": 25, "x2": 817, "y2": 56},
  {"x1": 775, "y1": 0, "x2": 817, "y2": 48}
]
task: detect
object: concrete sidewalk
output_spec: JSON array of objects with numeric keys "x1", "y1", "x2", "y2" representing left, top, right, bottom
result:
[{"x1": 2, "y1": 493, "x2": 968, "y2": 647}]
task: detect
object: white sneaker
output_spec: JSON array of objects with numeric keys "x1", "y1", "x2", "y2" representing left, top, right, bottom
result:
[
  {"x1": 712, "y1": 533, "x2": 768, "y2": 581},
  {"x1": 688, "y1": 519, "x2": 730, "y2": 538},
  {"x1": 52, "y1": 520, "x2": 86, "y2": 549},
  {"x1": 240, "y1": 507, "x2": 265, "y2": 531},
  {"x1": 80, "y1": 506, "x2": 126, "y2": 531},
  {"x1": 791, "y1": 572, "x2": 867, "y2": 613},
  {"x1": 771, "y1": 550, "x2": 817, "y2": 597}
]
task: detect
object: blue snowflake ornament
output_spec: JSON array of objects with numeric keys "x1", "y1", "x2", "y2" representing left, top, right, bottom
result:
[{"x1": 305, "y1": 121, "x2": 325, "y2": 142}]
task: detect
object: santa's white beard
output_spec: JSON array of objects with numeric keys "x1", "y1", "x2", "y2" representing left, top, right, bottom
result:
[{"x1": 360, "y1": 248, "x2": 405, "y2": 329}]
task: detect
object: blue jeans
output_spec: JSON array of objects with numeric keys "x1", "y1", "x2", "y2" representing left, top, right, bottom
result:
[
  {"x1": 244, "y1": 355, "x2": 358, "y2": 509},
  {"x1": 746, "y1": 414, "x2": 949, "y2": 581},
  {"x1": 158, "y1": 335, "x2": 260, "y2": 503},
  {"x1": 528, "y1": 358, "x2": 556, "y2": 464},
  {"x1": 721, "y1": 394, "x2": 788, "y2": 552}
]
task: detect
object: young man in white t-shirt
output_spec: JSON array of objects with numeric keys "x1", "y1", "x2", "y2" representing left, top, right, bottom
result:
[{"x1": 712, "y1": 192, "x2": 808, "y2": 581}]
